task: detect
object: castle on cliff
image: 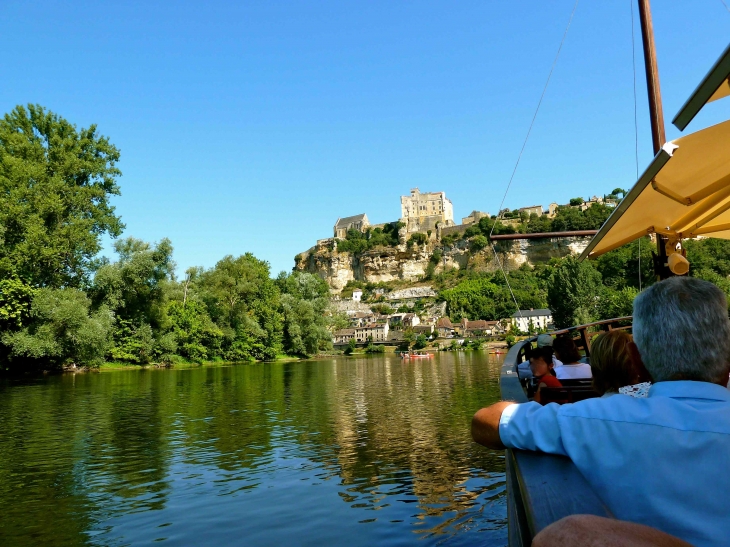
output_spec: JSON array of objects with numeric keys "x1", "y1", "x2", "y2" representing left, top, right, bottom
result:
[{"x1": 333, "y1": 188, "x2": 461, "y2": 239}]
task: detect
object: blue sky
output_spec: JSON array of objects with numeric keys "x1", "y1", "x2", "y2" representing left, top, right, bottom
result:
[{"x1": 2, "y1": 1, "x2": 730, "y2": 275}]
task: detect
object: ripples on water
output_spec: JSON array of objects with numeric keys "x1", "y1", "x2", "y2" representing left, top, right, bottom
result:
[{"x1": 0, "y1": 353, "x2": 507, "y2": 547}]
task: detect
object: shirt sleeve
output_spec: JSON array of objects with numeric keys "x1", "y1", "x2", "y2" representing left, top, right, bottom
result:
[{"x1": 499, "y1": 402, "x2": 568, "y2": 455}]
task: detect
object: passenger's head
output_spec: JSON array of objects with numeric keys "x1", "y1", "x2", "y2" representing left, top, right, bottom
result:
[
  {"x1": 552, "y1": 336, "x2": 581, "y2": 364},
  {"x1": 589, "y1": 330, "x2": 637, "y2": 395},
  {"x1": 633, "y1": 277, "x2": 730, "y2": 384},
  {"x1": 528, "y1": 346, "x2": 555, "y2": 378},
  {"x1": 536, "y1": 334, "x2": 553, "y2": 348}
]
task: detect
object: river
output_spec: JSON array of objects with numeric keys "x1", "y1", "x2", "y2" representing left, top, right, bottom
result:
[{"x1": 0, "y1": 352, "x2": 507, "y2": 547}]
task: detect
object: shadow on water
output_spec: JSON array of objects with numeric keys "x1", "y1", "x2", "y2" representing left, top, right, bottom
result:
[{"x1": 0, "y1": 352, "x2": 507, "y2": 547}]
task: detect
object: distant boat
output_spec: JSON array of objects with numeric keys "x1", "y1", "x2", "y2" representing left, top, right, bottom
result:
[{"x1": 400, "y1": 352, "x2": 432, "y2": 359}]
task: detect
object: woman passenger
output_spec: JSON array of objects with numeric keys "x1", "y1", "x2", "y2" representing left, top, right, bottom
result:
[
  {"x1": 552, "y1": 336, "x2": 592, "y2": 379},
  {"x1": 528, "y1": 346, "x2": 562, "y2": 404},
  {"x1": 589, "y1": 330, "x2": 651, "y2": 398}
]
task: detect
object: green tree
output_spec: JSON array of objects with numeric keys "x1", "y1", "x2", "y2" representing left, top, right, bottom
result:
[
  {"x1": 200, "y1": 254, "x2": 282, "y2": 361},
  {"x1": 277, "y1": 272, "x2": 332, "y2": 356},
  {"x1": 0, "y1": 277, "x2": 35, "y2": 330},
  {"x1": 0, "y1": 104, "x2": 124, "y2": 287},
  {"x1": 91, "y1": 237, "x2": 176, "y2": 362},
  {"x1": 413, "y1": 334, "x2": 428, "y2": 350},
  {"x1": 569, "y1": 197, "x2": 584, "y2": 206},
  {"x1": 2, "y1": 288, "x2": 114, "y2": 370},
  {"x1": 469, "y1": 235, "x2": 489, "y2": 253},
  {"x1": 597, "y1": 286, "x2": 638, "y2": 321},
  {"x1": 547, "y1": 256, "x2": 602, "y2": 328},
  {"x1": 167, "y1": 300, "x2": 223, "y2": 361},
  {"x1": 344, "y1": 338, "x2": 357, "y2": 355}
]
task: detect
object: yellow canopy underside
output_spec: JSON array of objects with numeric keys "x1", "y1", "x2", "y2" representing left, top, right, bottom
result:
[
  {"x1": 583, "y1": 119, "x2": 730, "y2": 259},
  {"x1": 709, "y1": 78, "x2": 730, "y2": 103}
]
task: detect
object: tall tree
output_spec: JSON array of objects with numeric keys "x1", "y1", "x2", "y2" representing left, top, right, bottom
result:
[
  {"x1": 0, "y1": 104, "x2": 124, "y2": 288},
  {"x1": 547, "y1": 256, "x2": 602, "y2": 328}
]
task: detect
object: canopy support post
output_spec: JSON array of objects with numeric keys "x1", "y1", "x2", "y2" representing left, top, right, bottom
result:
[{"x1": 638, "y1": 0, "x2": 673, "y2": 279}]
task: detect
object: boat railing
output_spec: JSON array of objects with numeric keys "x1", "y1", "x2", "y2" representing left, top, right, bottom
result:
[{"x1": 500, "y1": 316, "x2": 633, "y2": 546}]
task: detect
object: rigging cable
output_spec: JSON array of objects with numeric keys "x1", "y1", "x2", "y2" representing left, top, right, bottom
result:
[
  {"x1": 720, "y1": 0, "x2": 730, "y2": 14},
  {"x1": 488, "y1": 0, "x2": 580, "y2": 321},
  {"x1": 630, "y1": 0, "x2": 641, "y2": 290}
]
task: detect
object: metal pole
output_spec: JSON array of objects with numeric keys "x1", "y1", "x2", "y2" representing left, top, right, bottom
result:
[{"x1": 637, "y1": 0, "x2": 669, "y2": 279}]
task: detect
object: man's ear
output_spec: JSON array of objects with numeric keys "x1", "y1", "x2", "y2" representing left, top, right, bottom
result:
[{"x1": 628, "y1": 341, "x2": 653, "y2": 383}]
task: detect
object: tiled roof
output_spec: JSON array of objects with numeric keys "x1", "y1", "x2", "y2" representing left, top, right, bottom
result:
[
  {"x1": 436, "y1": 317, "x2": 453, "y2": 328},
  {"x1": 335, "y1": 214, "x2": 367, "y2": 229},
  {"x1": 512, "y1": 309, "x2": 552, "y2": 318},
  {"x1": 334, "y1": 329, "x2": 356, "y2": 335}
]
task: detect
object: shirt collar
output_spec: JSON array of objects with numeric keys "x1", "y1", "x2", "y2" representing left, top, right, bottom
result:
[{"x1": 649, "y1": 380, "x2": 730, "y2": 401}]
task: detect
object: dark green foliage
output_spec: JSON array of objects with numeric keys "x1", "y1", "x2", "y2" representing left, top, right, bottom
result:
[
  {"x1": 0, "y1": 278, "x2": 35, "y2": 330},
  {"x1": 344, "y1": 338, "x2": 357, "y2": 355},
  {"x1": 594, "y1": 237, "x2": 653, "y2": 290},
  {"x1": 0, "y1": 104, "x2": 124, "y2": 287},
  {"x1": 469, "y1": 235, "x2": 488, "y2": 253},
  {"x1": 569, "y1": 197, "x2": 584, "y2": 206},
  {"x1": 439, "y1": 266, "x2": 548, "y2": 321},
  {"x1": 335, "y1": 222, "x2": 402, "y2": 253},
  {"x1": 407, "y1": 232, "x2": 428, "y2": 248},
  {"x1": 546, "y1": 256, "x2": 602, "y2": 328},
  {"x1": 2, "y1": 288, "x2": 114, "y2": 370},
  {"x1": 276, "y1": 271, "x2": 332, "y2": 357},
  {"x1": 365, "y1": 342, "x2": 385, "y2": 353},
  {"x1": 413, "y1": 334, "x2": 428, "y2": 350}
]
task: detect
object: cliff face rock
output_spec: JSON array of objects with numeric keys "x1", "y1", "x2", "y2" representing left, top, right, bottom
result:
[{"x1": 295, "y1": 236, "x2": 592, "y2": 293}]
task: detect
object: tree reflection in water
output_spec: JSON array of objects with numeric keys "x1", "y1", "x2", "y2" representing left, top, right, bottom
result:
[{"x1": 0, "y1": 352, "x2": 506, "y2": 547}]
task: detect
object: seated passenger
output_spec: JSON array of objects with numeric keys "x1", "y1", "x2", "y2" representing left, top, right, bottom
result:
[
  {"x1": 472, "y1": 277, "x2": 730, "y2": 547},
  {"x1": 527, "y1": 346, "x2": 562, "y2": 404},
  {"x1": 590, "y1": 330, "x2": 651, "y2": 398},
  {"x1": 552, "y1": 336, "x2": 592, "y2": 379},
  {"x1": 517, "y1": 334, "x2": 553, "y2": 380}
]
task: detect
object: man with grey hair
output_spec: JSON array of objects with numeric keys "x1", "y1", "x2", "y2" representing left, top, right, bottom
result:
[{"x1": 472, "y1": 277, "x2": 730, "y2": 547}]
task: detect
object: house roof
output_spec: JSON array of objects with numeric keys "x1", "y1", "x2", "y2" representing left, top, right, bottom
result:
[
  {"x1": 436, "y1": 317, "x2": 453, "y2": 328},
  {"x1": 335, "y1": 214, "x2": 368, "y2": 229},
  {"x1": 464, "y1": 320, "x2": 490, "y2": 330},
  {"x1": 334, "y1": 329, "x2": 356, "y2": 335},
  {"x1": 512, "y1": 309, "x2": 552, "y2": 318}
]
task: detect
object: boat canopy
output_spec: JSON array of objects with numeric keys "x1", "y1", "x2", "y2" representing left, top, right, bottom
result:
[
  {"x1": 580, "y1": 118, "x2": 730, "y2": 259},
  {"x1": 672, "y1": 42, "x2": 730, "y2": 131}
]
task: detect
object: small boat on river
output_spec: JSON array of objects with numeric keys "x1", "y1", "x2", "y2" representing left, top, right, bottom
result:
[{"x1": 400, "y1": 352, "x2": 433, "y2": 359}]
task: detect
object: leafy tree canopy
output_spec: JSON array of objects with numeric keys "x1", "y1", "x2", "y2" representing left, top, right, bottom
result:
[{"x1": 0, "y1": 104, "x2": 124, "y2": 288}]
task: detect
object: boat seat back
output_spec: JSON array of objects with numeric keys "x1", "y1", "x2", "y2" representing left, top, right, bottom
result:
[{"x1": 538, "y1": 386, "x2": 601, "y2": 404}]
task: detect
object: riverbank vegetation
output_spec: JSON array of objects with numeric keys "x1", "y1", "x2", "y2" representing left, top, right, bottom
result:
[{"x1": 0, "y1": 105, "x2": 343, "y2": 374}]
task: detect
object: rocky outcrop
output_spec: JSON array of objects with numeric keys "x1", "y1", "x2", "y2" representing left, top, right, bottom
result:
[{"x1": 295, "y1": 236, "x2": 592, "y2": 293}]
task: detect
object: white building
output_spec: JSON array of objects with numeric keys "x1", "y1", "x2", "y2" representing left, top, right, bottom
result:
[
  {"x1": 511, "y1": 309, "x2": 553, "y2": 333},
  {"x1": 352, "y1": 289, "x2": 362, "y2": 302}
]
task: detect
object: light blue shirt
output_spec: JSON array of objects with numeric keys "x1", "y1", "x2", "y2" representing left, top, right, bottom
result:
[{"x1": 499, "y1": 381, "x2": 730, "y2": 547}]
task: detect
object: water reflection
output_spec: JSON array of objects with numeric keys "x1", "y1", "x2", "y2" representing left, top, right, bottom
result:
[{"x1": 0, "y1": 352, "x2": 507, "y2": 547}]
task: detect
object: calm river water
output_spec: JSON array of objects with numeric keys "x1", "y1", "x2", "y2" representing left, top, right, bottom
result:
[{"x1": 0, "y1": 352, "x2": 507, "y2": 547}]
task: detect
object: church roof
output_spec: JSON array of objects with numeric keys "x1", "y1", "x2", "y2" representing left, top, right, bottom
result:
[{"x1": 335, "y1": 214, "x2": 367, "y2": 229}]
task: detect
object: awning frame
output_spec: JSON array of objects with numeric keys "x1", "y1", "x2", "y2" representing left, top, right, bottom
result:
[
  {"x1": 672, "y1": 42, "x2": 730, "y2": 131},
  {"x1": 579, "y1": 142, "x2": 676, "y2": 260}
]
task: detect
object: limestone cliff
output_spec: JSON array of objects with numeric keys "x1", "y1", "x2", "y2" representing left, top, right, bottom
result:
[{"x1": 295, "y1": 236, "x2": 592, "y2": 293}]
